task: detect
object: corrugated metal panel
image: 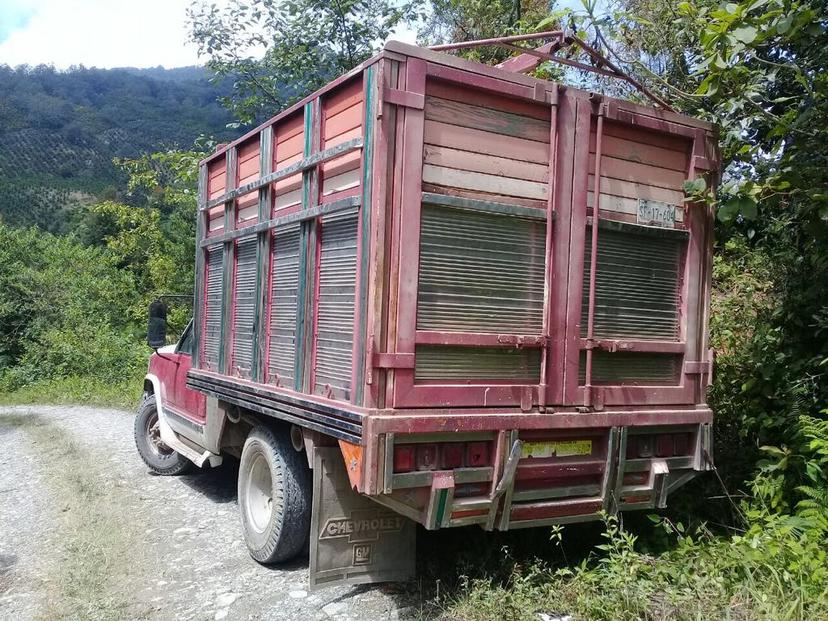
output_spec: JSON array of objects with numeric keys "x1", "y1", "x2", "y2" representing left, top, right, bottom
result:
[
  {"x1": 417, "y1": 205, "x2": 545, "y2": 334},
  {"x1": 578, "y1": 351, "x2": 681, "y2": 385},
  {"x1": 267, "y1": 224, "x2": 301, "y2": 386},
  {"x1": 315, "y1": 211, "x2": 358, "y2": 397},
  {"x1": 232, "y1": 237, "x2": 257, "y2": 377},
  {"x1": 581, "y1": 227, "x2": 682, "y2": 340},
  {"x1": 415, "y1": 346, "x2": 541, "y2": 382},
  {"x1": 203, "y1": 245, "x2": 223, "y2": 370}
]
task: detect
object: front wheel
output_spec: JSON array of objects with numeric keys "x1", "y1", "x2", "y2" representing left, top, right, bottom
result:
[
  {"x1": 134, "y1": 394, "x2": 192, "y2": 475},
  {"x1": 238, "y1": 425, "x2": 311, "y2": 564}
]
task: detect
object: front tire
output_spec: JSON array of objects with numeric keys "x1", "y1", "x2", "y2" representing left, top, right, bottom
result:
[
  {"x1": 238, "y1": 425, "x2": 311, "y2": 564},
  {"x1": 134, "y1": 394, "x2": 192, "y2": 476}
]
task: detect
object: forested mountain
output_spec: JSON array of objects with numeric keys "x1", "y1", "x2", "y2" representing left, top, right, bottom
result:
[{"x1": 0, "y1": 64, "x2": 237, "y2": 232}]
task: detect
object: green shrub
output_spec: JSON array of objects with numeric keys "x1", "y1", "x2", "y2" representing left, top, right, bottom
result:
[
  {"x1": 0, "y1": 222, "x2": 145, "y2": 392},
  {"x1": 445, "y1": 505, "x2": 828, "y2": 621}
]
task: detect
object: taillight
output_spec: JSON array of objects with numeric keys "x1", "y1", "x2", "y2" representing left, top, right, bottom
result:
[
  {"x1": 628, "y1": 432, "x2": 694, "y2": 460},
  {"x1": 673, "y1": 433, "x2": 691, "y2": 456},
  {"x1": 466, "y1": 442, "x2": 489, "y2": 467},
  {"x1": 394, "y1": 441, "x2": 492, "y2": 473},
  {"x1": 656, "y1": 434, "x2": 674, "y2": 457},
  {"x1": 637, "y1": 435, "x2": 654, "y2": 458},
  {"x1": 416, "y1": 444, "x2": 438, "y2": 470},
  {"x1": 393, "y1": 445, "x2": 414, "y2": 473},
  {"x1": 441, "y1": 443, "x2": 464, "y2": 469}
]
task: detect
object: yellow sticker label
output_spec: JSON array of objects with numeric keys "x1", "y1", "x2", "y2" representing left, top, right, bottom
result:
[{"x1": 521, "y1": 440, "x2": 592, "y2": 459}]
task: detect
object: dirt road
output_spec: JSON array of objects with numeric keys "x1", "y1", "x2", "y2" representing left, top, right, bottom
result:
[{"x1": 0, "y1": 406, "x2": 413, "y2": 621}]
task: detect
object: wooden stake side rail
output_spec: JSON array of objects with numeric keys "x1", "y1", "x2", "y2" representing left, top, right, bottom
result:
[
  {"x1": 199, "y1": 197, "x2": 360, "y2": 247},
  {"x1": 421, "y1": 191, "x2": 549, "y2": 220},
  {"x1": 201, "y1": 138, "x2": 363, "y2": 211},
  {"x1": 182, "y1": 40, "x2": 721, "y2": 538}
]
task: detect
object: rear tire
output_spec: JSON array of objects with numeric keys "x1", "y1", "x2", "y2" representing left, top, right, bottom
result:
[
  {"x1": 238, "y1": 425, "x2": 311, "y2": 564},
  {"x1": 134, "y1": 394, "x2": 192, "y2": 476}
]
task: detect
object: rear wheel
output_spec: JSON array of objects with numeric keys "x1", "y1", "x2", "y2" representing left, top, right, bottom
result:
[
  {"x1": 238, "y1": 425, "x2": 311, "y2": 564},
  {"x1": 134, "y1": 394, "x2": 192, "y2": 475}
]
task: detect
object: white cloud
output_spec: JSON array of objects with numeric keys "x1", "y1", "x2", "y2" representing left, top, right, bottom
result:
[
  {"x1": 0, "y1": 0, "x2": 215, "y2": 69},
  {"x1": 0, "y1": 0, "x2": 427, "y2": 71}
]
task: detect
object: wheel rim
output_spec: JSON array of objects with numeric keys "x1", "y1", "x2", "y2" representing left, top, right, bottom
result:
[
  {"x1": 246, "y1": 453, "x2": 273, "y2": 534},
  {"x1": 145, "y1": 411, "x2": 173, "y2": 457}
]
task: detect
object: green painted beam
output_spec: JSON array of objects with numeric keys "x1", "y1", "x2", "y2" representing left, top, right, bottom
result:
[
  {"x1": 192, "y1": 163, "x2": 208, "y2": 369},
  {"x1": 294, "y1": 99, "x2": 321, "y2": 391}
]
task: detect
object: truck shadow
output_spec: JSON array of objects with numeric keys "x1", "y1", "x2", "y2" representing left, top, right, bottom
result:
[{"x1": 177, "y1": 459, "x2": 240, "y2": 505}]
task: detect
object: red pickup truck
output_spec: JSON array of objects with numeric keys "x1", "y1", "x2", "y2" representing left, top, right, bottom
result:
[{"x1": 134, "y1": 38, "x2": 718, "y2": 587}]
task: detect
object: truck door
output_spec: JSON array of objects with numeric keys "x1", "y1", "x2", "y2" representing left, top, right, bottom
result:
[
  {"x1": 389, "y1": 65, "x2": 554, "y2": 409},
  {"x1": 563, "y1": 104, "x2": 715, "y2": 408},
  {"x1": 172, "y1": 322, "x2": 206, "y2": 423}
]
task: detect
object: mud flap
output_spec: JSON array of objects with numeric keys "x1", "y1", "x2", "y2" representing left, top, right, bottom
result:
[{"x1": 309, "y1": 447, "x2": 416, "y2": 589}]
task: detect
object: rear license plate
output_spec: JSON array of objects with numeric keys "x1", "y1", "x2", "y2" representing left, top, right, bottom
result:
[
  {"x1": 638, "y1": 198, "x2": 676, "y2": 228},
  {"x1": 521, "y1": 440, "x2": 593, "y2": 459}
]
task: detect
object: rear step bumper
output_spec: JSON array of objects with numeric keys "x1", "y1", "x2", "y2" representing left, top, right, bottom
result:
[{"x1": 367, "y1": 419, "x2": 713, "y2": 531}]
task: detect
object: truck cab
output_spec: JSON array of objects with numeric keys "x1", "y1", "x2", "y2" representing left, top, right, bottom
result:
[
  {"x1": 146, "y1": 322, "x2": 205, "y2": 427},
  {"x1": 136, "y1": 321, "x2": 214, "y2": 476}
]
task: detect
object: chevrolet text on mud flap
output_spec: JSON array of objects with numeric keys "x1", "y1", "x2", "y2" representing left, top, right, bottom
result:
[
  {"x1": 321, "y1": 512, "x2": 405, "y2": 543},
  {"x1": 134, "y1": 34, "x2": 719, "y2": 588}
]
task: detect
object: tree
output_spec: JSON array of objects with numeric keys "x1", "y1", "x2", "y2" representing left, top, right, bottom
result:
[
  {"x1": 573, "y1": 0, "x2": 828, "y2": 507},
  {"x1": 417, "y1": 0, "x2": 559, "y2": 64},
  {"x1": 188, "y1": 0, "x2": 420, "y2": 124}
]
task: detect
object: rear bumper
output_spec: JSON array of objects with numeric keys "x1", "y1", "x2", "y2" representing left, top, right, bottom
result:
[{"x1": 360, "y1": 410, "x2": 713, "y2": 530}]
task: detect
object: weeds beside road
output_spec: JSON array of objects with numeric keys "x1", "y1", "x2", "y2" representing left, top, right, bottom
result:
[
  {"x1": 0, "y1": 377, "x2": 143, "y2": 410},
  {"x1": 1, "y1": 412, "x2": 142, "y2": 620}
]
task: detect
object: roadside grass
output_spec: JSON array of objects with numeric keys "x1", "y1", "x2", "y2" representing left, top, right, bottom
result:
[
  {"x1": 0, "y1": 412, "x2": 146, "y2": 620},
  {"x1": 419, "y1": 508, "x2": 828, "y2": 621},
  {"x1": 0, "y1": 376, "x2": 143, "y2": 410}
]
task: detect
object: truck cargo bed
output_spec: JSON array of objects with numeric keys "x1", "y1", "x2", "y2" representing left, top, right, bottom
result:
[{"x1": 186, "y1": 40, "x2": 718, "y2": 530}]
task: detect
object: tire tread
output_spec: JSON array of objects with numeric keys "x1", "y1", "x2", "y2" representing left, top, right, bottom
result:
[
  {"x1": 238, "y1": 425, "x2": 311, "y2": 564},
  {"x1": 134, "y1": 393, "x2": 193, "y2": 476}
]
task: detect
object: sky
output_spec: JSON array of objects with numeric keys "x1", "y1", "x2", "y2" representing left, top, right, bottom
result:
[
  {"x1": 0, "y1": 0, "x2": 587, "y2": 70},
  {"x1": 0, "y1": 0, "x2": 422, "y2": 69},
  {"x1": 0, "y1": 0, "x2": 211, "y2": 68}
]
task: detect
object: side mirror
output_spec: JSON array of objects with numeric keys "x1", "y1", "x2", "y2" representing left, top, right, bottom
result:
[{"x1": 147, "y1": 299, "x2": 167, "y2": 349}]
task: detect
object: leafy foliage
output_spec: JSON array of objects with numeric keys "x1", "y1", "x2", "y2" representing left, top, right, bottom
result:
[
  {"x1": 188, "y1": 0, "x2": 420, "y2": 123},
  {"x1": 0, "y1": 223, "x2": 145, "y2": 391},
  {"x1": 417, "y1": 0, "x2": 555, "y2": 64},
  {"x1": 445, "y1": 505, "x2": 828, "y2": 620},
  {"x1": 0, "y1": 145, "x2": 204, "y2": 398}
]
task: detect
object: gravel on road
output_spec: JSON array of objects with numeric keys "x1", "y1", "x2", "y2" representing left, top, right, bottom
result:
[{"x1": 0, "y1": 405, "x2": 415, "y2": 621}]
